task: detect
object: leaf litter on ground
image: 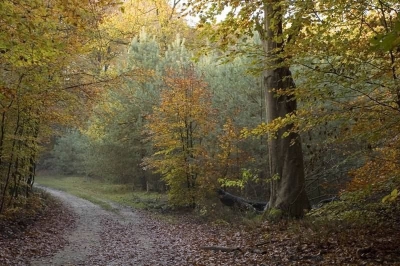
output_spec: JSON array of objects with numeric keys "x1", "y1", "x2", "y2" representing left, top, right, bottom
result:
[{"x1": 1, "y1": 193, "x2": 400, "y2": 265}]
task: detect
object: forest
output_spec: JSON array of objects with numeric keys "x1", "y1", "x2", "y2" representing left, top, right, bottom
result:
[{"x1": 0, "y1": 0, "x2": 400, "y2": 264}]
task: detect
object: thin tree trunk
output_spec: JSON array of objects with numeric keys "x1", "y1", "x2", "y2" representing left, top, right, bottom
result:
[
  {"x1": 26, "y1": 120, "x2": 40, "y2": 197},
  {"x1": 0, "y1": 107, "x2": 21, "y2": 213},
  {"x1": 0, "y1": 76, "x2": 23, "y2": 213},
  {"x1": 140, "y1": 143, "x2": 148, "y2": 191},
  {"x1": 10, "y1": 118, "x2": 24, "y2": 202},
  {"x1": 0, "y1": 99, "x2": 14, "y2": 168},
  {"x1": 0, "y1": 111, "x2": 6, "y2": 168},
  {"x1": 262, "y1": 2, "x2": 310, "y2": 217}
]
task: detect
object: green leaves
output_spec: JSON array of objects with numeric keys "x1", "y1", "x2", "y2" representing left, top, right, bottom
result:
[{"x1": 371, "y1": 20, "x2": 400, "y2": 52}]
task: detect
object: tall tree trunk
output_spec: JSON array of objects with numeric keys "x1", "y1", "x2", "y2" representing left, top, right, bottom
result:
[{"x1": 262, "y1": 2, "x2": 310, "y2": 217}]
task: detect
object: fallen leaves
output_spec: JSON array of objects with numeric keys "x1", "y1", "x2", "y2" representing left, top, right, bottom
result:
[
  {"x1": 0, "y1": 196, "x2": 76, "y2": 265},
  {"x1": 164, "y1": 216, "x2": 400, "y2": 266},
  {"x1": 1, "y1": 192, "x2": 400, "y2": 265}
]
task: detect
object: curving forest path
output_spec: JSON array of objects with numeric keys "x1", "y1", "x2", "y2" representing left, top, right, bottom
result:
[
  {"x1": 2, "y1": 187, "x2": 399, "y2": 265},
  {"x1": 31, "y1": 187, "x2": 192, "y2": 266}
]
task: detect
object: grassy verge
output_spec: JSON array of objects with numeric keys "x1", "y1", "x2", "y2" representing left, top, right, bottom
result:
[{"x1": 35, "y1": 175, "x2": 168, "y2": 212}]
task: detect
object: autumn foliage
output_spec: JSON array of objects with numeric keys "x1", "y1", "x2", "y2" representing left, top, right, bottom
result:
[
  {"x1": 4, "y1": 0, "x2": 398, "y2": 219},
  {"x1": 144, "y1": 67, "x2": 217, "y2": 206},
  {"x1": 0, "y1": 0, "x2": 116, "y2": 214},
  {"x1": 2, "y1": 1, "x2": 400, "y2": 264}
]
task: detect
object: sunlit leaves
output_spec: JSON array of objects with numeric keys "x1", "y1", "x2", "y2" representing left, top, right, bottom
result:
[
  {"x1": 241, "y1": 111, "x2": 297, "y2": 140},
  {"x1": 371, "y1": 14, "x2": 400, "y2": 51},
  {"x1": 216, "y1": 119, "x2": 256, "y2": 189},
  {"x1": 101, "y1": 0, "x2": 189, "y2": 51},
  {"x1": 283, "y1": 1, "x2": 400, "y2": 195},
  {"x1": 0, "y1": 0, "x2": 115, "y2": 213},
  {"x1": 145, "y1": 67, "x2": 217, "y2": 206},
  {"x1": 189, "y1": 0, "x2": 400, "y2": 202}
]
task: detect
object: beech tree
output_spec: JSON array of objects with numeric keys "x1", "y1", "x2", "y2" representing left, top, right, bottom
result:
[
  {"x1": 0, "y1": 0, "x2": 115, "y2": 213},
  {"x1": 289, "y1": 1, "x2": 400, "y2": 194},
  {"x1": 72, "y1": 31, "x2": 268, "y2": 201},
  {"x1": 190, "y1": 0, "x2": 400, "y2": 211},
  {"x1": 144, "y1": 67, "x2": 216, "y2": 206},
  {"x1": 187, "y1": 0, "x2": 311, "y2": 216}
]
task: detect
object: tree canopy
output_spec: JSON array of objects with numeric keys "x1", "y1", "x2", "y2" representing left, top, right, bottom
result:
[{"x1": 2, "y1": 0, "x2": 400, "y2": 219}]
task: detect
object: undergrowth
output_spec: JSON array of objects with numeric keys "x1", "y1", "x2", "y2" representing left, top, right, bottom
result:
[
  {"x1": 35, "y1": 175, "x2": 168, "y2": 212},
  {"x1": 0, "y1": 189, "x2": 57, "y2": 237}
]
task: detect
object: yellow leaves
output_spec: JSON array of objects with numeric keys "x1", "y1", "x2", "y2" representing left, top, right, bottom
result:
[
  {"x1": 83, "y1": 122, "x2": 106, "y2": 141},
  {"x1": 217, "y1": 118, "x2": 239, "y2": 157},
  {"x1": 0, "y1": 0, "x2": 113, "y2": 128},
  {"x1": 241, "y1": 122, "x2": 268, "y2": 139},
  {"x1": 217, "y1": 178, "x2": 245, "y2": 189},
  {"x1": 101, "y1": 0, "x2": 189, "y2": 49},
  {"x1": 241, "y1": 113, "x2": 297, "y2": 139},
  {"x1": 215, "y1": 118, "x2": 256, "y2": 189},
  {"x1": 382, "y1": 189, "x2": 398, "y2": 203},
  {"x1": 143, "y1": 67, "x2": 220, "y2": 206},
  {"x1": 1, "y1": 0, "x2": 84, "y2": 66}
]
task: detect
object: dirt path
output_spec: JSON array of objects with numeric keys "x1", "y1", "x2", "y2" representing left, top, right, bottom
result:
[
  {"x1": 4, "y1": 187, "x2": 398, "y2": 265},
  {"x1": 31, "y1": 187, "x2": 189, "y2": 266}
]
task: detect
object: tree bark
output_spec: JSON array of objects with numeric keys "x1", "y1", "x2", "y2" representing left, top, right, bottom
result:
[{"x1": 262, "y1": 2, "x2": 310, "y2": 217}]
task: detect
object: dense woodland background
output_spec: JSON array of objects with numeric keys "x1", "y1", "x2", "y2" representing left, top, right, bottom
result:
[{"x1": 0, "y1": 0, "x2": 399, "y2": 219}]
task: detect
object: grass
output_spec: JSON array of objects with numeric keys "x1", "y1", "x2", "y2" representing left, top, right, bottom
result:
[{"x1": 35, "y1": 175, "x2": 168, "y2": 212}]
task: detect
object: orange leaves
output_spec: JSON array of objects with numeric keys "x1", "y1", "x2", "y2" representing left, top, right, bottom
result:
[
  {"x1": 148, "y1": 68, "x2": 215, "y2": 143},
  {"x1": 145, "y1": 67, "x2": 217, "y2": 206},
  {"x1": 160, "y1": 73, "x2": 213, "y2": 130},
  {"x1": 348, "y1": 146, "x2": 400, "y2": 192},
  {"x1": 216, "y1": 118, "x2": 255, "y2": 189}
]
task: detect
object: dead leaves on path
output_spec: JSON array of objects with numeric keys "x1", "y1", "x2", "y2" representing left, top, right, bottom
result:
[
  {"x1": 0, "y1": 198, "x2": 76, "y2": 265},
  {"x1": 1, "y1": 199, "x2": 400, "y2": 265}
]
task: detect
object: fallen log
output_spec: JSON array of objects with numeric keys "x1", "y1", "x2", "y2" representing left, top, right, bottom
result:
[{"x1": 217, "y1": 189, "x2": 268, "y2": 212}]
